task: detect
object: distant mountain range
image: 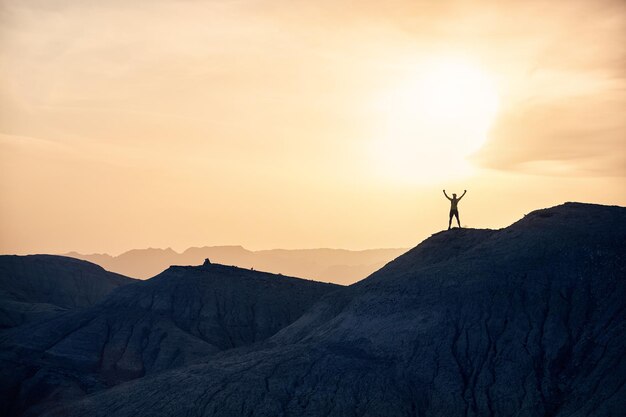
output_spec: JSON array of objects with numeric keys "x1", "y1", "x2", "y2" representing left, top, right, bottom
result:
[{"x1": 66, "y1": 246, "x2": 408, "y2": 285}]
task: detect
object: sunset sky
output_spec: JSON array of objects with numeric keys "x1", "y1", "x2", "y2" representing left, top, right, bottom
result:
[{"x1": 1, "y1": 0, "x2": 625, "y2": 255}]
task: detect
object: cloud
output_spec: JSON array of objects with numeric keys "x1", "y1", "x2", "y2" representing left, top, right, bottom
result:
[
  {"x1": 460, "y1": 0, "x2": 626, "y2": 177},
  {"x1": 474, "y1": 95, "x2": 626, "y2": 177}
]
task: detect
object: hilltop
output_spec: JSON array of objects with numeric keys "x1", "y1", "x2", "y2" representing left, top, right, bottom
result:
[{"x1": 0, "y1": 255, "x2": 134, "y2": 329}]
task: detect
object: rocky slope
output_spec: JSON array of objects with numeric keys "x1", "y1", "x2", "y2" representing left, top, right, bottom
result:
[
  {"x1": 0, "y1": 255, "x2": 134, "y2": 329},
  {"x1": 67, "y1": 246, "x2": 407, "y2": 284},
  {"x1": 0, "y1": 262, "x2": 340, "y2": 417},
  {"x1": 44, "y1": 203, "x2": 625, "y2": 417}
]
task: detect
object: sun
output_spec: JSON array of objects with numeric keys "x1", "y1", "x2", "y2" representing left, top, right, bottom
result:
[{"x1": 372, "y1": 57, "x2": 500, "y2": 182}]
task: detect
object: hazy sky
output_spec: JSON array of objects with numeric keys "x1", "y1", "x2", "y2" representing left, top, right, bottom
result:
[{"x1": 1, "y1": 0, "x2": 625, "y2": 255}]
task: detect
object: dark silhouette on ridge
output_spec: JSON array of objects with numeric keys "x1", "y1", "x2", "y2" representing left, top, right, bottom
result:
[{"x1": 443, "y1": 189, "x2": 466, "y2": 229}]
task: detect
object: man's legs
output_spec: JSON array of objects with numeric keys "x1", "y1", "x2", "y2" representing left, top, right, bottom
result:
[
  {"x1": 448, "y1": 212, "x2": 453, "y2": 230},
  {"x1": 455, "y1": 212, "x2": 461, "y2": 228}
]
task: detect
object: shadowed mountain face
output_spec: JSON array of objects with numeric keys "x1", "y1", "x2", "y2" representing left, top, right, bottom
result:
[
  {"x1": 66, "y1": 246, "x2": 407, "y2": 285},
  {"x1": 43, "y1": 203, "x2": 626, "y2": 417},
  {"x1": 0, "y1": 263, "x2": 340, "y2": 417},
  {"x1": 0, "y1": 255, "x2": 134, "y2": 329}
]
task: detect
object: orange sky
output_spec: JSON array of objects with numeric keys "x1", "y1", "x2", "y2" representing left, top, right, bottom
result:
[{"x1": 1, "y1": 0, "x2": 625, "y2": 255}]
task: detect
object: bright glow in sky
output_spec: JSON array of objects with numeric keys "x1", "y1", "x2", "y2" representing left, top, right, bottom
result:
[
  {"x1": 373, "y1": 56, "x2": 500, "y2": 182},
  {"x1": 0, "y1": 0, "x2": 624, "y2": 255}
]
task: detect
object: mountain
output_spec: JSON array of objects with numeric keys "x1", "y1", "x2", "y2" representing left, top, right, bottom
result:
[
  {"x1": 0, "y1": 255, "x2": 134, "y2": 329},
  {"x1": 43, "y1": 202, "x2": 626, "y2": 417},
  {"x1": 0, "y1": 262, "x2": 340, "y2": 417},
  {"x1": 66, "y1": 246, "x2": 407, "y2": 284},
  {"x1": 65, "y1": 247, "x2": 183, "y2": 281}
]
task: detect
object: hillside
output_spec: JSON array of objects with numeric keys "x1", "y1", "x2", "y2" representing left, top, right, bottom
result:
[
  {"x1": 67, "y1": 246, "x2": 407, "y2": 284},
  {"x1": 0, "y1": 262, "x2": 340, "y2": 417},
  {"x1": 44, "y1": 203, "x2": 626, "y2": 417},
  {"x1": 0, "y1": 255, "x2": 134, "y2": 329}
]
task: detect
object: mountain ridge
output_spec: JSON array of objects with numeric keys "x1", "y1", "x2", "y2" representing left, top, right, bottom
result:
[
  {"x1": 43, "y1": 202, "x2": 625, "y2": 417},
  {"x1": 0, "y1": 262, "x2": 340, "y2": 417}
]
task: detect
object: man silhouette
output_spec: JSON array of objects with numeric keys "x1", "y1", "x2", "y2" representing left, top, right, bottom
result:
[{"x1": 443, "y1": 189, "x2": 466, "y2": 230}]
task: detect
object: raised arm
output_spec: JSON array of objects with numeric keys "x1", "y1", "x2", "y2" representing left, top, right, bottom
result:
[
  {"x1": 443, "y1": 190, "x2": 451, "y2": 201},
  {"x1": 458, "y1": 190, "x2": 467, "y2": 200}
]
